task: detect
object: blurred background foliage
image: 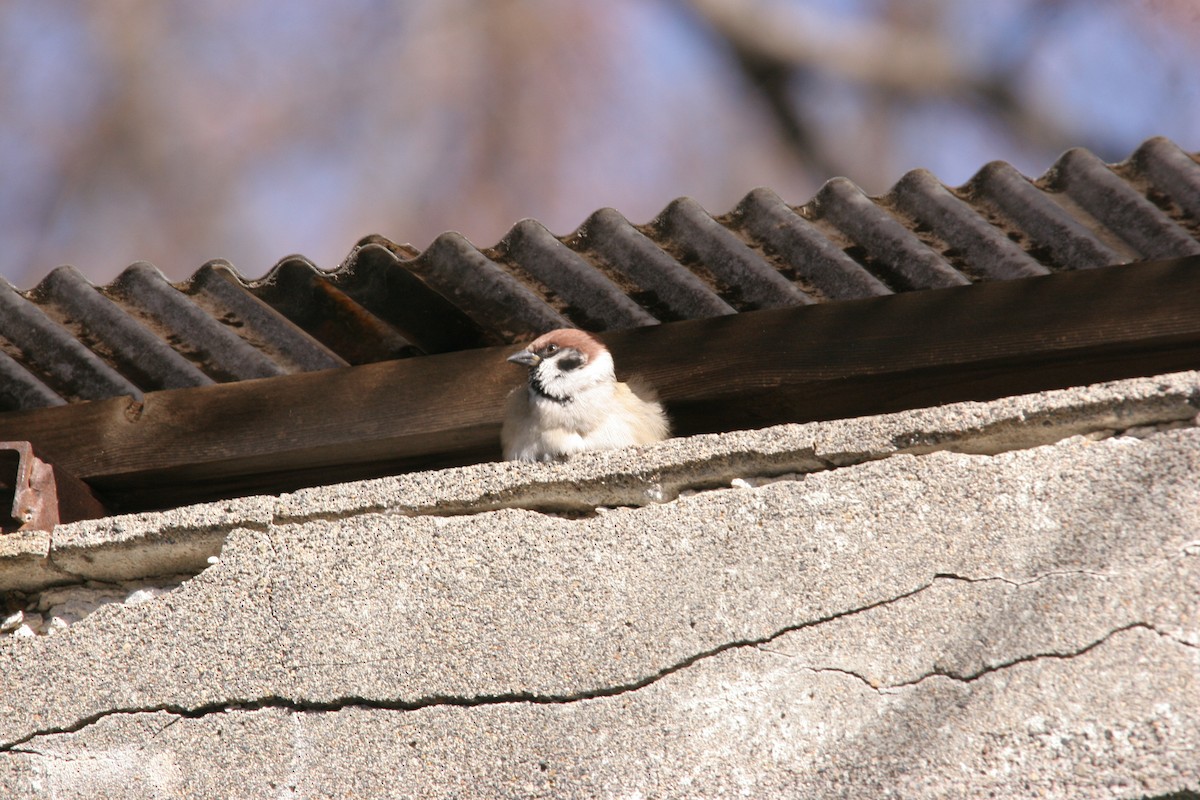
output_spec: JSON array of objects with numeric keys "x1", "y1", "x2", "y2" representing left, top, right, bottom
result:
[{"x1": 1, "y1": 0, "x2": 1197, "y2": 285}]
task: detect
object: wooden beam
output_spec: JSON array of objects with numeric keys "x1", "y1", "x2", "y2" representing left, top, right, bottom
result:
[
  {"x1": 614, "y1": 255, "x2": 1200, "y2": 434},
  {"x1": 1, "y1": 257, "x2": 1198, "y2": 512}
]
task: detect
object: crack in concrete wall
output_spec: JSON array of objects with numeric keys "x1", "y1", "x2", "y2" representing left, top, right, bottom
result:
[
  {"x1": 0, "y1": 578, "x2": 932, "y2": 752},
  {"x1": 0, "y1": 371, "x2": 1196, "y2": 797},
  {"x1": 5, "y1": 370, "x2": 1198, "y2": 624},
  {"x1": 4, "y1": 542, "x2": 1196, "y2": 756},
  {"x1": 779, "y1": 621, "x2": 1193, "y2": 690},
  {"x1": 4, "y1": 601, "x2": 1190, "y2": 757},
  {"x1": 3, "y1": 628, "x2": 1195, "y2": 799}
]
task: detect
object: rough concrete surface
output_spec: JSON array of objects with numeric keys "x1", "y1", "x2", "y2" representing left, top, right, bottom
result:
[{"x1": 0, "y1": 372, "x2": 1198, "y2": 798}]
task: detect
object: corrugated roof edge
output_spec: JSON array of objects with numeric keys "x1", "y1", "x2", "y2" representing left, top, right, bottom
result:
[
  {"x1": 227, "y1": 136, "x2": 1195, "y2": 340},
  {"x1": 264, "y1": 136, "x2": 1180, "y2": 309},
  {"x1": 242, "y1": 135, "x2": 1196, "y2": 336},
  {"x1": 2, "y1": 136, "x2": 1197, "y2": 411},
  {"x1": 261, "y1": 133, "x2": 1198, "y2": 286},
  {"x1": 19, "y1": 135, "x2": 1199, "y2": 301}
]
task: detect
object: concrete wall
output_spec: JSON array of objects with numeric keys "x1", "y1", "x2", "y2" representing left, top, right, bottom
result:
[{"x1": 1, "y1": 372, "x2": 1198, "y2": 798}]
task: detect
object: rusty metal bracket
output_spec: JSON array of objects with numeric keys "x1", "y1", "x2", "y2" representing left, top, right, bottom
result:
[{"x1": 1, "y1": 441, "x2": 108, "y2": 533}]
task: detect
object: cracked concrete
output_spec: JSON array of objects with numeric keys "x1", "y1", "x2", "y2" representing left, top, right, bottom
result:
[
  {"x1": 4, "y1": 367, "x2": 1197, "y2": 598},
  {"x1": 0, "y1": 370, "x2": 1198, "y2": 798}
]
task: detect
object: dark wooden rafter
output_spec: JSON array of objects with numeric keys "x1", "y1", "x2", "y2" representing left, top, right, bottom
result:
[{"x1": 1, "y1": 256, "x2": 1198, "y2": 513}]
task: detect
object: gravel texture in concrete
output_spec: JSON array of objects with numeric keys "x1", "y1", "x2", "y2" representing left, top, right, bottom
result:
[{"x1": 0, "y1": 371, "x2": 1197, "y2": 798}]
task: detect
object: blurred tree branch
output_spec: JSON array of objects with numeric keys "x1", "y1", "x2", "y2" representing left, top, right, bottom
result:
[
  {"x1": 687, "y1": 0, "x2": 968, "y2": 94},
  {"x1": 682, "y1": 0, "x2": 1088, "y2": 181}
]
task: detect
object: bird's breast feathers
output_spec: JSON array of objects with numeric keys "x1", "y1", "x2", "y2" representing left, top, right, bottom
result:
[{"x1": 501, "y1": 380, "x2": 669, "y2": 461}]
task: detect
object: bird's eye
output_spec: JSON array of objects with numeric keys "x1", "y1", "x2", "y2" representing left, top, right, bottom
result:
[{"x1": 544, "y1": 344, "x2": 559, "y2": 355}]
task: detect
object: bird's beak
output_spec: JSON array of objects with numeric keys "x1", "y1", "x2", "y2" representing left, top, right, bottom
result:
[{"x1": 507, "y1": 350, "x2": 541, "y2": 367}]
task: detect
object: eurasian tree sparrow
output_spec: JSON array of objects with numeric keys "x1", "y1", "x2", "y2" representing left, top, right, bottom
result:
[{"x1": 501, "y1": 328, "x2": 670, "y2": 462}]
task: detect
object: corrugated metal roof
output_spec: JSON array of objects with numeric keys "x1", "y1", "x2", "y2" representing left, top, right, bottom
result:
[{"x1": 2, "y1": 136, "x2": 1197, "y2": 413}]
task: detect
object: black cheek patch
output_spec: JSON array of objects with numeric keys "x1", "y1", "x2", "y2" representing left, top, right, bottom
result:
[{"x1": 557, "y1": 354, "x2": 584, "y2": 371}]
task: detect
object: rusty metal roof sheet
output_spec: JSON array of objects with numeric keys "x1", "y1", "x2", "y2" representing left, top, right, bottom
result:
[{"x1": 2, "y1": 135, "x2": 1198, "y2": 413}]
